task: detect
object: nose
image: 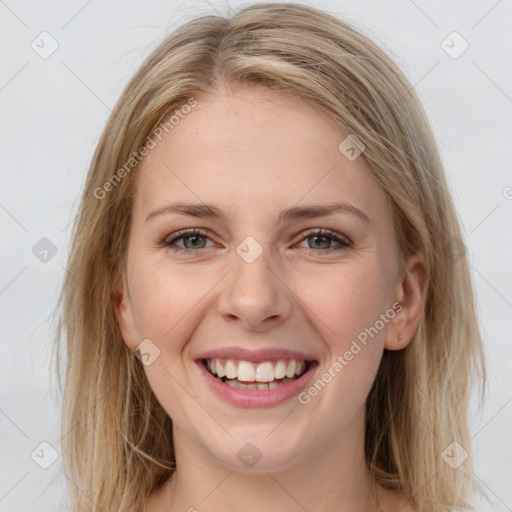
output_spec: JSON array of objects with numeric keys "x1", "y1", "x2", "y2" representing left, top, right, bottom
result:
[{"x1": 216, "y1": 244, "x2": 293, "y2": 331}]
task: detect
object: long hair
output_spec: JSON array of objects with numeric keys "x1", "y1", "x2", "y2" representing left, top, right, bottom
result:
[{"x1": 55, "y1": 3, "x2": 486, "y2": 511}]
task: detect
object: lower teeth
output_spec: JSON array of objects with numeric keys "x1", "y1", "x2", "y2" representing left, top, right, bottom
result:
[{"x1": 219, "y1": 376, "x2": 297, "y2": 390}]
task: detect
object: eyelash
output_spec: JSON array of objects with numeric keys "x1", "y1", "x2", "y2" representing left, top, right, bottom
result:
[{"x1": 163, "y1": 228, "x2": 352, "y2": 255}]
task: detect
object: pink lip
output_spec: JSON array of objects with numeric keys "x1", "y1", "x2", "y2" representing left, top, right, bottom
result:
[
  {"x1": 195, "y1": 347, "x2": 316, "y2": 363},
  {"x1": 195, "y1": 358, "x2": 319, "y2": 409}
]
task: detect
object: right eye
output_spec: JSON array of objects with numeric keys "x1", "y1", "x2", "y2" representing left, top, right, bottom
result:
[{"x1": 164, "y1": 229, "x2": 216, "y2": 252}]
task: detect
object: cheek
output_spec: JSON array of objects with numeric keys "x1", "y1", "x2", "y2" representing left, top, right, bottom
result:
[
  {"x1": 299, "y1": 266, "x2": 388, "y2": 414},
  {"x1": 296, "y1": 258, "x2": 390, "y2": 352},
  {"x1": 293, "y1": 258, "x2": 390, "y2": 410},
  {"x1": 290, "y1": 260, "x2": 392, "y2": 434},
  {"x1": 127, "y1": 261, "x2": 217, "y2": 421},
  {"x1": 128, "y1": 259, "x2": 220, "y2": 350}
]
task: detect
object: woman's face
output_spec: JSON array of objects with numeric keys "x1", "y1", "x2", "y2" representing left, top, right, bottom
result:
[{"x1": 116, "y1": 85, "x2": 423, "y2": 472}]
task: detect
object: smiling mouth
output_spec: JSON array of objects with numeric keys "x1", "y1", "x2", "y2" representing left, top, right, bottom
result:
[{"x1": 202, "y1": 358, "x2": 311, "y2": 390}]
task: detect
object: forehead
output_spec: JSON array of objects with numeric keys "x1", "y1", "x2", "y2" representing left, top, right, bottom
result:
[{"x1": 134, "y1": 85, "x2": 388, "y2": 226}]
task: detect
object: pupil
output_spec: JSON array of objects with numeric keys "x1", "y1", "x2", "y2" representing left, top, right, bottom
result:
[
  {"x1": 311, "y1": 235, "x2": 329, "y2": 249},
  {"x1": 185, "y1": 235, "x2": 205, "y2": 249}
]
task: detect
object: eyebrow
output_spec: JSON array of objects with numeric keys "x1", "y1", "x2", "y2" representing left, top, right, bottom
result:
[{"x1": 145, "y1": 201, "x2": 371, "y2": 225}]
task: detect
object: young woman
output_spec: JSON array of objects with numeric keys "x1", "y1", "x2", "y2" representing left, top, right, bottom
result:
[{"x1": 56, "y1": 3, "x2": 486, "y2": 511}]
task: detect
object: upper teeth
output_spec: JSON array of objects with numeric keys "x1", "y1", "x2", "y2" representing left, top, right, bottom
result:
[{"x1": 206, "y1": 359, "x2": 307, "y2": 382}]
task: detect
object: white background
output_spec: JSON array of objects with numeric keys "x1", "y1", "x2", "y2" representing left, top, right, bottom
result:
[{"x1": 0, "y1": 1, "x2": 511, "y2": 510}]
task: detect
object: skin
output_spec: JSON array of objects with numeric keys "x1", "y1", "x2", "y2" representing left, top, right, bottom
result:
[{"x1": 114, "y1": 84, "x2": 426, "y2": 512}]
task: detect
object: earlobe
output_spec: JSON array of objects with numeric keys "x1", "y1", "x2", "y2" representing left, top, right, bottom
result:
[
  {"x1": 113, "y1": 271, "x2": 140, "y2": 350},
  {"x1": 385, "y1": 252, "x2": 427, "y2": 351}
]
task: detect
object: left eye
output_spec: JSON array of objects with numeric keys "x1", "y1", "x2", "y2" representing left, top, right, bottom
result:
[
  {"x1": 298, "y1": 229, "x2": 352, "y2": 251},
  {"x1": 164, "y1": 229, "x2": 351, "y2": 252}
]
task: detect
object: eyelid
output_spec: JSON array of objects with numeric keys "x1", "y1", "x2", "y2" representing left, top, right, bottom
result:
[{"x1": 298, "y1": 227, "x2": 352, "y2": 247}]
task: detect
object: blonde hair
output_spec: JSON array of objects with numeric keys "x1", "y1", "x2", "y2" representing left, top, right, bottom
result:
[{"x1": 55, "y1": 3, "x2": 486, "y2": 511}]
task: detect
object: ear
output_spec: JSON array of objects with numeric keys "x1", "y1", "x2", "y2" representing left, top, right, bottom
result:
[
  {"x1": 385, "y1": 251, "x2": 427, "y2": 351},
  {"x1": 112, "y1": 269, "x2": 140, "y2": 351}
]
